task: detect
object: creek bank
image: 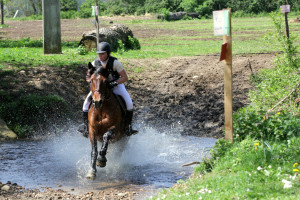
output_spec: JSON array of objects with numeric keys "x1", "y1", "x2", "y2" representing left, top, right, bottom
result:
[{"x1": 0, "y1": 181, "x2": 139, "y2": 200}]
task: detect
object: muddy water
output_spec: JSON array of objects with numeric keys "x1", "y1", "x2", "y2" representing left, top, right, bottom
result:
[{"x1": 0, "y1": 124, "x2": 216, "y2": 197}]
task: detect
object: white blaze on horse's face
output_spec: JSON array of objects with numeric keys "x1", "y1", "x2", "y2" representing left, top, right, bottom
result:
[{"x1": 92, "y1": 74, "x2": 101, "y2": 103}]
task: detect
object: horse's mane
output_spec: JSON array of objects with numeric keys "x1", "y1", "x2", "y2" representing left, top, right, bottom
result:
[{"x1": 95, "y1": 66, "x2": 109, "y2": 78}]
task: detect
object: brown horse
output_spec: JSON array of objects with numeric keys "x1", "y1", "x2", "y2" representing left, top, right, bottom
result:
[{"x1": 86, "y1": 63, "x2": 127, "y2": 179}]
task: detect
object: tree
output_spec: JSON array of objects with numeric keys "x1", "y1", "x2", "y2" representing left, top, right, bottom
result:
[
  {"x1": 1, "y1": 0, "x2": 4, "y2": 24},
  {"x1": 61, "y1": 0, "x2": 78, "y2": 11}
]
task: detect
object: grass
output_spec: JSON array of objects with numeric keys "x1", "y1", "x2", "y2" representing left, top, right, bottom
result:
[
  {"x1": 1, "y1": 15, "x2": 299, "y2": 64},
  {"x1": 153, "y1": 137, "x2": 300, "y2": 200}
]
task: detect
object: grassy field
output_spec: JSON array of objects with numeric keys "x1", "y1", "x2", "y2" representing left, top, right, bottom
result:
[{"x1": 0, "y1": 14, "x2": 299, "y2": 68}]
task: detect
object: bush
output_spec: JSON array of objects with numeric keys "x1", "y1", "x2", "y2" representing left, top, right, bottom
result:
[
  {"x1": 233, "y1": 108, "x2": 300, "y2": 141},
  {"x1": 78, "y1": 7, "x2": 92, "y2": 18},
  {"x1": 0, "y1": 93, "x2": 71, "y2": 137},
  {"x1": 79, "y1": 0, "x2": 104, "y2": 18},
  {"x1": 125, "y1": 36, "x2": 141, "y2": 50},
  {"x1": 61, "y1": 0, "x2": 78, "y2": 11},
  {"x1": 61, "y1": 10, "x2": 78, "y2": 19}
]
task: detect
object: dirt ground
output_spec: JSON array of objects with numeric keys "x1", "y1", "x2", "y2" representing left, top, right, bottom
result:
[{"x1": 0, "y1": 17, "x2": 276, "y2": 199}]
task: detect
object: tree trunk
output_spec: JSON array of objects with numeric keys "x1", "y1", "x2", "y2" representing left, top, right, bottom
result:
[
  {"x1": 29, "y1": 0, "x2": 38, "y2": 16},
  {"x1": 0, "y1": 0, "x2": 4, "y2": 25}
]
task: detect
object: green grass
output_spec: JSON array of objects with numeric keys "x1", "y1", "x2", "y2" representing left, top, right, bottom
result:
[
  {"x1": 154, "y1": 137, "x2": 300, "y2": 200},
  {"x1": 0, "y1": 15, "x2": 299, "y2": 64}
]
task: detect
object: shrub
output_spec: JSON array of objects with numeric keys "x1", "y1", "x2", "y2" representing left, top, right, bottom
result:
[
  {"x1": 233, "y1": 108, "x2": 300, "y2": 141},
  {"x1": 61, "y1": 10, "x2": 78, "y2": 19},
  {"x1": 125, "y1": 36, "x2": 141, "y2": 50},
  {"x1": 0, "y1": 93, "x2": 71, "y2": 137}
]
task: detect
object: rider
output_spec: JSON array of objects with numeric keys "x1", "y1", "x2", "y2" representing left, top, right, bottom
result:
[{"x1": 78, "y1": 42, "x2": 138, "y2": 137}]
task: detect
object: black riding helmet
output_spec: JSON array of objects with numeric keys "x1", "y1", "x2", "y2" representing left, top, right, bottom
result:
[{"x1": 96, "y1": 42, "x2": 111, "y2": 55}]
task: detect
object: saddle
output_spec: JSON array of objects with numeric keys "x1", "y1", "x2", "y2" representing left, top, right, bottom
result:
[{"x1": 114, "y1": 94, "x2": 127, "y2": 116}]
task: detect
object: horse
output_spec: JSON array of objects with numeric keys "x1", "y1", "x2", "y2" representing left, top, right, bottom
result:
[{"x1": 85, "y1": 63, "x2": 127, "y2": 179}]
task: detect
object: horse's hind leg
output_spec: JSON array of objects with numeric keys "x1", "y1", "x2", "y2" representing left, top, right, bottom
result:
[
  {"x1": 97, "y1": 129, "x2": 114, "y2": 168},
  {"x1": 86, "y1": 135, "x2": 97, "y2": 179}
]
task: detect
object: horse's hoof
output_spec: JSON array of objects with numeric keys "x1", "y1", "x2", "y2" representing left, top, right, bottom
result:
[
  {"x1": 96, "y1": 156, "x2": 107, "y2": 168},
  {"x1": 86, "y1": 170, "x2": 96, "y2": 180}
]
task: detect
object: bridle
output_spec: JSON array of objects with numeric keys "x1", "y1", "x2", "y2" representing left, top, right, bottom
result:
[{"x1": 91, "y1": 74, "x2": 111, "y2": 108}]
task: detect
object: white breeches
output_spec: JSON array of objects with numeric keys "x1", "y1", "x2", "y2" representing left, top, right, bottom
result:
[{"x1": 82, "y1": 84, "x2": 133, "y2": 112}]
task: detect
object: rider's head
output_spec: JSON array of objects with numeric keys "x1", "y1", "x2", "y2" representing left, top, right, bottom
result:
[{"x1": 96, "y1": 42, "x2": 111, "y2": 61}]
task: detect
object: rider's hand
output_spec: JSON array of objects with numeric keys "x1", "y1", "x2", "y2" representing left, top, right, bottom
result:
[{"x1": 107, "y1": 81, "x2": 118, "y2": 89}]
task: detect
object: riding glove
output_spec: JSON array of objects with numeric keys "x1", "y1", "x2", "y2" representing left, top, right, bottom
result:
[{"x1": 107, "y1": 81, "x2": 118, "y2": 89}]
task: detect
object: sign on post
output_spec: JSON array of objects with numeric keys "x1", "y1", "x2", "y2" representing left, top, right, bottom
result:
[
  {"x1": 213, "y1": 9, "x2": 233, "y2": 143},
  {"x1": 281, "y1": 4, "x2": 291, "y2": 39},
  {"x1": 280, "y1": 5, "x2": 290, "y2": 13},
  {"x1": 213, "y1": 10, "x2": 230, "y2": 36}
]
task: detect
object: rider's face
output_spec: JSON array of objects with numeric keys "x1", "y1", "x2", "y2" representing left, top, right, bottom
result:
[{"x1": 98, "y1": 52, "x2": 108, "y2": 62}]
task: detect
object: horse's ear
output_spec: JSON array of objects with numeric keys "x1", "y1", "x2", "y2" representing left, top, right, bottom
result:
[{"x1": 88, "y1": 62, "x2": 94, "y2": 70}]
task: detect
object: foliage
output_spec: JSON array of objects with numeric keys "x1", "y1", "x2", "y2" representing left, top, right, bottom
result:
[
  {"x1": 249, "y1": 12, "x2": 300, "y2": 114},
  {"x1": 125, "y1": 36, "x2": 141, "y2": 50},
  {"x1": 180, "y1": 0, "x2": 200, "y2": 13},
  {"x1": 2, "y1": 0, "x2": 300, "y2": 20},
  {"x1": 60, "y1": 10, "x2": 78, "y2": 19},
  {"x1": 78, "y1": 0, "x2": 104, "y2": 18},
  {"x1": 0, "y1": 92, "x2": 71, "y2": 137},
  {"x1": 233, "y1": 108, "x2": 300, "y2": 141},
  {"x1": 60, "y1": 0, "x2": 78, "y2": 12}
]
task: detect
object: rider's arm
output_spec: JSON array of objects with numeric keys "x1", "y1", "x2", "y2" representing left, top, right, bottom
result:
[
  {"x1": 116, "y1": 70, "x2": 128, "y2": 84},
  {"x1": 113, "y1": 60, "x2": 128, "y2": 84}
]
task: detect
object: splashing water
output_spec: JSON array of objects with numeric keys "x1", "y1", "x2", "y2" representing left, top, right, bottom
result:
[{"x1": 0, "y1": 123, "x2": 216, "y2": 192}]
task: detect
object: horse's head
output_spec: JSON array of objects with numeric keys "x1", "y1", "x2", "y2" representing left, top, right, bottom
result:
[{"x1": 90, "y1": 65, "x2": 110, "y2": 109}]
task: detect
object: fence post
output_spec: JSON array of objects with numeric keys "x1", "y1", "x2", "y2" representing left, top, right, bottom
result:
[{"x1": 42, "y1": 0, "x2": 62, "y2": 54}]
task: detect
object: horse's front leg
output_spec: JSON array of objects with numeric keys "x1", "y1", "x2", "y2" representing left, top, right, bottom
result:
[
  {"x1": 97, "y1": 128, "x2": 115, "y2": 168},
  {"x1": 86, "y1": 133, "x2": 98, "y2": 179}
]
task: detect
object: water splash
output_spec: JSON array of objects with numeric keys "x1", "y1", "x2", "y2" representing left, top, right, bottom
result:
[{"x1": 0, "y1": 123, "x2": 216, "y2": 191}]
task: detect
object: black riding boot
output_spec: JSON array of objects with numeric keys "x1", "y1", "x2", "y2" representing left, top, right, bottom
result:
[
  {"x1": 125, "y1": 110, "x2": 138, "y2": 136},
  {"x1": 78, "y1": 112, "x2": 89, "y2": 138}
]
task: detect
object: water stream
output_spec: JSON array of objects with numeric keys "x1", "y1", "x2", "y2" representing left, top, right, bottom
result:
[{"x1": 0, "y1": 124, "x2": 216, "y2": 197}]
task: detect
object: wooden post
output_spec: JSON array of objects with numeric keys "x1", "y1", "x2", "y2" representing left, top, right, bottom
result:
[
  {"x1": 42, "y1": 0, "x2": 62, "y2": 54},
  {"x1": 223, "y1": 9, "x2": 233, "y2": 142},
  {"x1": 284, "y1": 2, "x2": 290, "y2": 39},
  {"x1": 94, "y1": 0, "x2": 99, "y2": 45}
]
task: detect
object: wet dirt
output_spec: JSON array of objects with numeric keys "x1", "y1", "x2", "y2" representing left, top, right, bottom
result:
[{"x1": 0, "y1": 16, "x2": 276, "y2": 199}]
